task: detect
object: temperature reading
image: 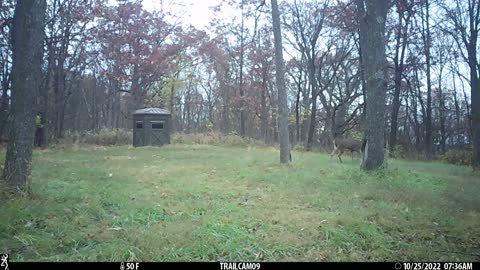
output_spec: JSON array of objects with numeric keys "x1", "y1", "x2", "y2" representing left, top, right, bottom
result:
[
  {"x1": 126, "y1": 262, "x2": 140, "y2": 270},
  {"x1": 120, "y1": 262, "x2": 139, "y2": 270}
]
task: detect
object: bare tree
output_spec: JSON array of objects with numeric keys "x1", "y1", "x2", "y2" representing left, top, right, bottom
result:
[
  {"x1": 271, "y1": 0, "x2": 291, "y2": 163},
  {"x1": 0, "y1": 1, "x2": 14, "y2": 142},
  {"x1": 3, "y1": 0, "x2": 47, "y2": 191},
  {"x1": 284, "y1": 0, "x2": 329, "y2": 150},
  {"x1": 239, "y1": 0, "x2": 246, "y2": 136},
  {"x1": 420, "y1": 0, "x2": 434, "y2": 159},
  {"x1": 389, "y1": 0, "x2": 414, "y2": 150},
  {"x1": 442, "y1": 0, "x2": 480, "y2": 168}
]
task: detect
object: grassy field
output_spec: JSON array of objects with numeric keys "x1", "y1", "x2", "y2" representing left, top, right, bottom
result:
[{"x1": 0, "y1": 144, "x2": 479, "y2": 261}]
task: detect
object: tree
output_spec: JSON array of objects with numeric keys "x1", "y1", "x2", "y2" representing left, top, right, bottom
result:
[
  {"x1": 248, "y1": 24, "x2": 274, "y2": 143},
  {"x1": 95, "y1": 1, "x2": 185, "y2": 118},
  {"x1": 389, "y1": 0, "x2": 414, "y2": 150},
  {"x1": 284, "y1": 0, "x2": 329, "y2": 150},
  {"x1": 0, "y1": 2, "x2": 13, "y2": 142},
  {"x1": 442, "y1": 0, "x2": 480, "y2": 168},
  {"x1": 357, "y1": 0, "x2": 390, "y2": 170},
  {"x1": 3, "y1": 0, "x2": 47, "y2": 191},
  {"x1": 239, "y1": 0, "x2": 246, "y2": 136},
  {"x1": 271, "y1": 0, "x2": 291, "y2": 163},
  {"x1": 42, "y1": 0, "x2": 97, "y2": 141},
  {"x1": 421, "y1": 0, "x2": 434, "y2": 159}
]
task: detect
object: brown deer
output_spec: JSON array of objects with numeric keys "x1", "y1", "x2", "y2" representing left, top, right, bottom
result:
[{"x1": 330, "y1": 138, "x2": 363, "y2": 163}]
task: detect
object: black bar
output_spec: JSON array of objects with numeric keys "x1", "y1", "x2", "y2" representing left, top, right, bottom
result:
[{"x1": 7, "y1": 262, "x2": 477, "y2": 270}]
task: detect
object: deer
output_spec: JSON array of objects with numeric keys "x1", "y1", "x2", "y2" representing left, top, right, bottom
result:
[{"x1": 330, "y1": 138, "x2": 364, "y2": 163}]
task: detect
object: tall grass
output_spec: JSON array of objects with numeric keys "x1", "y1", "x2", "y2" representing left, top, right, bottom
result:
[
  {"x1": 172, "y1": 132, "x2": 266, "y2": 147},
  {"x1": 60, "y1": 129, "x2": 132, "y2": 146},
  {"x1": 57, "y1": 130, "x2": 474, "y2": 167},
  {"x1": 59, "y1": 130, "x2": 267, "y2": 148}
]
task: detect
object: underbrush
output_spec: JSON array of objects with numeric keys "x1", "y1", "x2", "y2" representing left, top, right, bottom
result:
[
  {"x1": 441, "y1": 149, "x2": 473, "y2": 166},
  {"x1": 44, "y1": 130, "x2": 476, "y2": 168},
  {"x1": 172, "y1": 132, "x2": 266, "y2": 147},
  {"x1": 60, "y1": 129, "x2": 132, "y2": 146},
  {"x1": 57, "y1": 130, "x2": 267, "y2": 148}
]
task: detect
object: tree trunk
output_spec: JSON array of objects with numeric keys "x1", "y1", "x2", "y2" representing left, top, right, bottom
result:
[
  {"x1": 467, "y1": 17, "x2": 480, "y2": 165},
  {"x1": 334, "y1": 99, "x2": 347, "y2": 138},
  {"x1": 221, "y1": 73, "x2": 230, "y2": 134},
  {"x1": 0, "y1": 78, "x2": 9, "y2": 141},
  {"x1": 306, "y1": 88, "x2": 317, "y2": 150},
  {"x1": 306, "y1": 59, "x2": 317, "y2": 151},
  {"x1": 410, "y1": 84, "x2": 422, "y2": 151},
  {"x1": 40, "y1": 44, "x2": 54, "y2": 146},
  {"x1": 389, "y1": 5, "x2": 409, "y2": 150},
  {"x1": 3, "y1": 0, "x2": 47, "y2": 191},
  {"x1": 422, "y1": 0, "x2": 433, "y2": 159},
  {"x1": 452, "y1": 73, "x2": 462, "y2": 146},
  {"x1": 301, "y1": 84, "x2": 310, "y2": 143},
  {"x1": 438, "y1": 71, "x2": 446, "y2": 154},
  {"x1": 466, "y1": 2, "x2": 480, "y2": 168},
  {"x1": 471, "y1": 70, "x2": 480, "y2": 168},
  {"x1": 412, "y1": 55, "x2": 427, "y2": 152},
  {"x1": 239, "y1": 0, "x2": 246, "y2": 137},
  {"x1": 171, "y1": 71, "x2": 180, "y2": 132},
  {"x1": 357, "y1": 0, "x2": 389, "y2": 170},
  {"x1": 404, "y1": 85, "x2": 410, "y2": 141},
  {"x1": 261, "y1": 76, "x2": 268, "y2": 143},
  {"x1": 271, "y1": 0, "x2": 291, "y2": 163},
  {"x1": 295, "y1": 85, "x2": 301, "y2": 144}
]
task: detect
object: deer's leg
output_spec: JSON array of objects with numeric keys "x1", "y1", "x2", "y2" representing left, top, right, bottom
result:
[
  {"x1": 338, "y1": 150, "x2": 343, "y2": 163},
  {"x1": 330, "y1": 148, "x2": 337, "y2": 159}
]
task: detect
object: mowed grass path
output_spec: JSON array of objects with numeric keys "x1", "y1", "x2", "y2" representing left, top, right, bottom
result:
[{"x1": 1, "y1": 144, "x2": 479, "y2": 261}]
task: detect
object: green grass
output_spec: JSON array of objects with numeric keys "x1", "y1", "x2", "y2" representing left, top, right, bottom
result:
[{"x1": 0, "y1": 144, "x2": 479, "y2": 261}]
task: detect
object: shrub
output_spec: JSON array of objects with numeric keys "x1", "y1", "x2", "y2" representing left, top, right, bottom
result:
[
  {"x1": 389, "y1": 143, "x2": 425, "y2": 160},
  {"x1": 61, "y1": 129, "x2": 132, "y2": 146},
  {"x1": 292, "y1": 143, "x2": 306, "y2": 152},
  {"x1": 390, "y1": 144, "x2": 409, "y2": 159},
  {"x1": 172, "y1": 132, "x2": 265, "y2": 147},
  {"x1": 442, "y1": 149, "x2": 472, "y2": 166}
]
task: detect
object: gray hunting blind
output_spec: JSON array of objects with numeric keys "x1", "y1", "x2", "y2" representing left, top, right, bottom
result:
[{"x1": 133, "y1": 108, "x2": 171, "y2": 147}]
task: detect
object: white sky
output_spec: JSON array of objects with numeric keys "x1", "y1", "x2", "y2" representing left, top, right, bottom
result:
[
  {"x1": 142, "y1": 0, "x2": 233, "y2": 31},
  {"x1": 140, "y1": 0, "x2": 471, "y2": 101}
]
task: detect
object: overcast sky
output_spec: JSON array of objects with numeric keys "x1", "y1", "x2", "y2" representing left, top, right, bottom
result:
[{"x1": 142, "y1": 0, "x2": 235, "y2": 31}]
